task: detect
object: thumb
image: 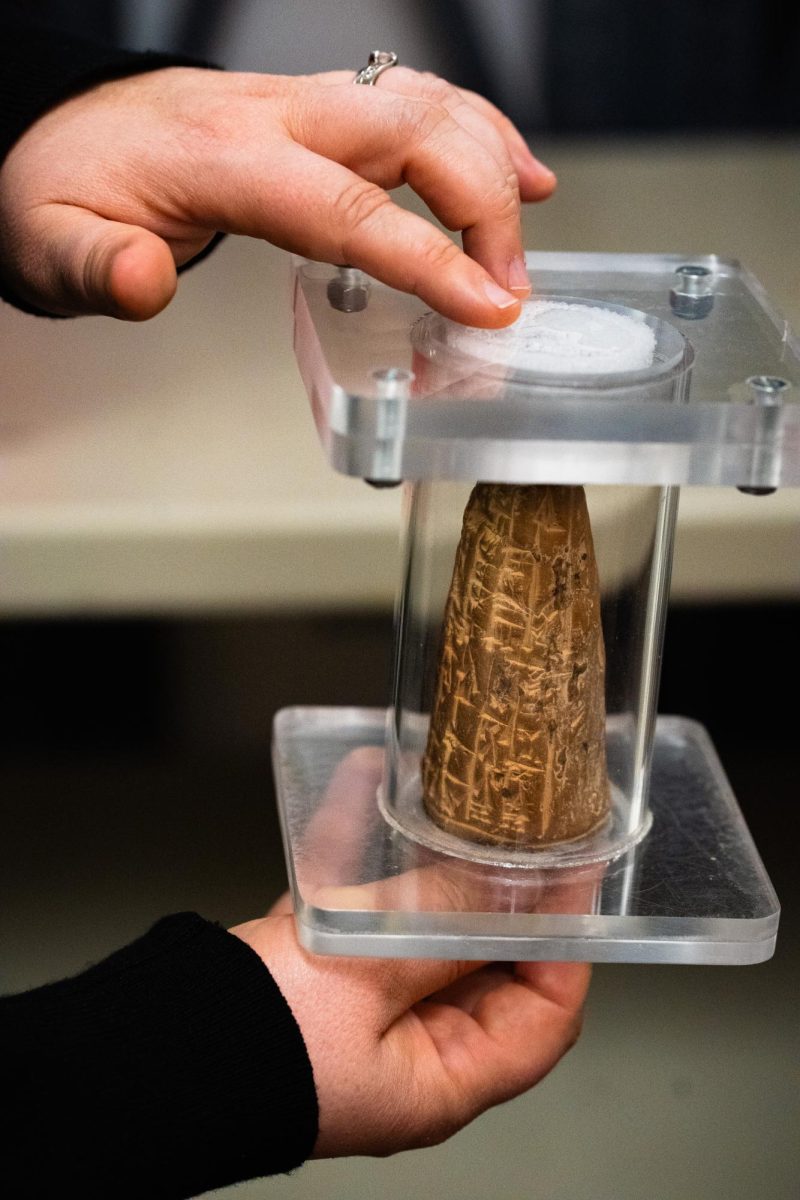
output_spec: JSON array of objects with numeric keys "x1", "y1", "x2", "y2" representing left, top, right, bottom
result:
[{"x1": 11, "y1": 204, "x2": 178, "y2": 319}]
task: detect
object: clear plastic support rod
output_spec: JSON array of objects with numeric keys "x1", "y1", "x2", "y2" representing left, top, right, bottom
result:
[{"x1": 628, "y1": 485, "x2": 681, "y2": 832}]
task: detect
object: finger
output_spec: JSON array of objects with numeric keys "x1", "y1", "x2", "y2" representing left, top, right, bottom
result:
[
  {"x1": 408, "y1": 960, "x2": 590, "y2": 1115},
  {"x1": 9, "y1": 203, "x2": 179, "y2": 319},
  {"x1": 298, "y1": 745, "x2": 385, "y2": 888},
  {"x1": 303, "y1": 68, "x2": 555, "y2": 204},
  {"x1": 366, "y1": 69, "x2": 531, "y2": 297},
  {"x1": 418, "y1": 957, "x2": 590, "y2": 1029},
  {"x1": 286, "y1": 745, "x2": 490, "y2": 1014},
  {"x1": 311, "y1": 855, "x2": 506, "y2": 918},
  {"x1": 471, "y1": 958, "x2": 591, "y2": 1050},
  {"x1": 514, "y1": 960, "x2": 592, "y2": 1013},
  {"x1": 510, "y1": 864, "x2": 600, "y2": 1007},
  {"x1": 278, "y1": 87, "x2": 526, "y2": 307},
  {"x1": 380, "y1": 68, "x2": 553, "y2": 209},
  {"x1": 455, "y1": 85, "x2": 557, "y2": 201},
  {"x1": 422, "y1": 961, "x2": 517, "y2": 1016},
  {"x1": 364, "y1": 70, "x2": 517, "y2": 194},
  {"x1": 206, "y1": 139, "x2": 521, "y2": 327}
]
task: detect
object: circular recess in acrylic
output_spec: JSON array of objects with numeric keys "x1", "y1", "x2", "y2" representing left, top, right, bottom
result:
[
  {"x1": 377, "y1": 777, "x2": 652, "y2": 870},
  {"x1": 412, "y1": 296, "x2": 691, "y2": 391}
]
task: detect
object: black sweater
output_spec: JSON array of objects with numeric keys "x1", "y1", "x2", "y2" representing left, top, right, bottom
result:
[
  {"x1": 0, "y1": 8, "x2": 224, "y2": 315},
  {"x1": 0, "y1": 12, "x2": 319, "y2": 1196},
  {"x1": 1, "y1": 916, "x2": 318, "y2": 1196}
]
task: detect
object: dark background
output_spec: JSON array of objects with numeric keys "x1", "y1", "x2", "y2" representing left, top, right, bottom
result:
[
  {"x1": 16, "y1": 0, "x2": 800, "y2": 132},
  {"x1": 1, "y1": 603, "x2": 797, "y2": 942}
]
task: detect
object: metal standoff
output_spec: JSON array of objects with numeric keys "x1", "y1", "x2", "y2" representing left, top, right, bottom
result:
[
  {"x1": 745, "y1": 375, "x2": 790, "y2": 403},
  {"x1": 737, "y1": 375, "x2": 790, "y2": 495},
  {"x1": 364, "y1": 367, "x2": 412, "y2": 487},
  {"x1": 327, "y1": 266, "x2": 371, "y2": 312},
  {"x1": 669, "y1": 264, "x2": 715, "y2": 319},
  {"x1": 372, "y1": 366, "x2": 414, "y2": 400}
]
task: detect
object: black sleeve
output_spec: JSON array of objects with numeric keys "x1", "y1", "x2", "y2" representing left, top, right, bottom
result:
[
  {"x1": 0, "y1": 14, "x2": 203, "y2": 169},
  {"x1": 0, "y1": 913, "x2": 319, "y2": 1198},
  {"x1": 0, "y1": 9, "x2": 224, "y2": 316}
]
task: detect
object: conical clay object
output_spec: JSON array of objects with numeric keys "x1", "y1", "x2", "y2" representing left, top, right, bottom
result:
[{"x1": 422, "y1": 483, "x2": 610, "y2": 847}]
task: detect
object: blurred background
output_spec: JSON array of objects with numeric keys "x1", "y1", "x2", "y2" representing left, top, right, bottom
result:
[{"x1": 1, "y1": 3, "x2": 798, "y2": 1199}]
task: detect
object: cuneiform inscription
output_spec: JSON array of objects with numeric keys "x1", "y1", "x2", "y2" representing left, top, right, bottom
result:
[{"x1": 422, "y1": 484, "x2": 610, "y2": 847}]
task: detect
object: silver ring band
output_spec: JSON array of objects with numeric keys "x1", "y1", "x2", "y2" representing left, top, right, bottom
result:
[{"x1": 353, "y1": 51, "x2": 399, "y2": 86}]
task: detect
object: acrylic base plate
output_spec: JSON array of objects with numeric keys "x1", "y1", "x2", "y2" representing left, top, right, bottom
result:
[{"x1": 273, "y1": 707, "x2": 779, "y2": 965}]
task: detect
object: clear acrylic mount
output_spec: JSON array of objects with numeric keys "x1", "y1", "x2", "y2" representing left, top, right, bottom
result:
[
  {"x1": 273, "y1": 707, "x2": 779, "y2": 965},
  {"x1": 292, "y1": 252, "x2": 800, "y2": 488}
]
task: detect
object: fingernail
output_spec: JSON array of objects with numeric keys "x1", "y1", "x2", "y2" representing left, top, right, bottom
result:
[
  {"x1": 508, "y1": 256, "x2": 531, "y2": 296},
  {"x1": 483, "y1": 279, "x2": 519, "y2": 310}
]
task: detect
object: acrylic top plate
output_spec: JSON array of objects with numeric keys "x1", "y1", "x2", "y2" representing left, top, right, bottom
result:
[{"x1": 291, "y1": 252, "x2": 799, "y2": 487}]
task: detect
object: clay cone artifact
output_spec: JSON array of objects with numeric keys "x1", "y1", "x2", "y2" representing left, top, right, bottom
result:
[{"x1": 422, "y1": 483, "x2": 610, "y2": 847}]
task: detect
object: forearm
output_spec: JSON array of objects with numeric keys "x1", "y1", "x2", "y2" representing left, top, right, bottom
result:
[{"x1": 0, "y1": 913, "x2": 318, "y2": 1197}]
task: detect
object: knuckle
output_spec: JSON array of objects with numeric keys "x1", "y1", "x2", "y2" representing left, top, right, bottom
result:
[
  {"x1": 386, "y1": 64, "x2": 418, "y2": 88},
  {"x1": 419, "y1": 235, "x2": 461, "y2": 273},
  {"x1": 334, "y1": 179, "x2": 391, "y2": 245},
  {"x1": 488, "y1": 178, "x2": 521, "y2": 223},
  {"x1": 418, "y1": 71, "x2": 457, "y2": 104},
  {"x1": 505, "y1": 163, "x2": 522, "y2": 191},
  {"x1": 504, "y1": 162, "x2": 521, "y2": 192},
  {"x1": 406, "y1": 99, "x2": 453, "y2": 148},
  {"x1": 82, "y1": 225, "x2": 120, "y2": 299}
]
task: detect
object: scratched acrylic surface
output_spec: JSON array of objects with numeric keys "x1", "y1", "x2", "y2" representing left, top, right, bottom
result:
[{"x1": 273, "y1": 707, "x2": 780, "y2": 963}]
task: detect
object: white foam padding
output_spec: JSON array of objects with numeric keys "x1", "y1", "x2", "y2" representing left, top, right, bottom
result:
[{"x1": 450, "y1": 300, "x2": 657, "y2": 375}]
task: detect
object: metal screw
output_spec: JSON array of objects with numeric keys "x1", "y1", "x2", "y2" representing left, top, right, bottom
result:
[
  {"x1": 327, "y1": 266, "x2": 371, "y2": 312},
  {"x1": 745, "y1": 375, "x2": 790, "y2": 403},
  {"x1": 372, "y1": 367, "x2": 414, "y2": 399},
  {"x1": 365, "y1": 367, "x2": 413, "y2": 488},
  {"x1": 737, "y1": 375, "x2": 790, "y2": 495},
  {"x1": 669, "y1": 264, "x2": 715, "y2": 319}
]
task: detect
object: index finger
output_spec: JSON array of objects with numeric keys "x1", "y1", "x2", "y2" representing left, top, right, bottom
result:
[
  {"x1": 286, "y1": 85, "x2": 527, "y2": 300},
  {"x1": 203, "y1": 138, "x2": 521, "y2": 326}
]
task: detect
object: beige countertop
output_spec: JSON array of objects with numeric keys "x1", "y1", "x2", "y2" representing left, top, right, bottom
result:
[{"x1": 1, "y1": 137, "x2": 798, "y2": 614}]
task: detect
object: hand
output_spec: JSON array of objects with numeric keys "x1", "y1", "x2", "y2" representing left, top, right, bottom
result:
[
  {"x1": 0, "y1": 66, "x2": 554, "y2": 326},
  {"x1": 232, "y1": 903, "x2": 589, "y2": 1158},
  {"x1": 231, "y1": 748, "x2": 590, "y2": 1159}
]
